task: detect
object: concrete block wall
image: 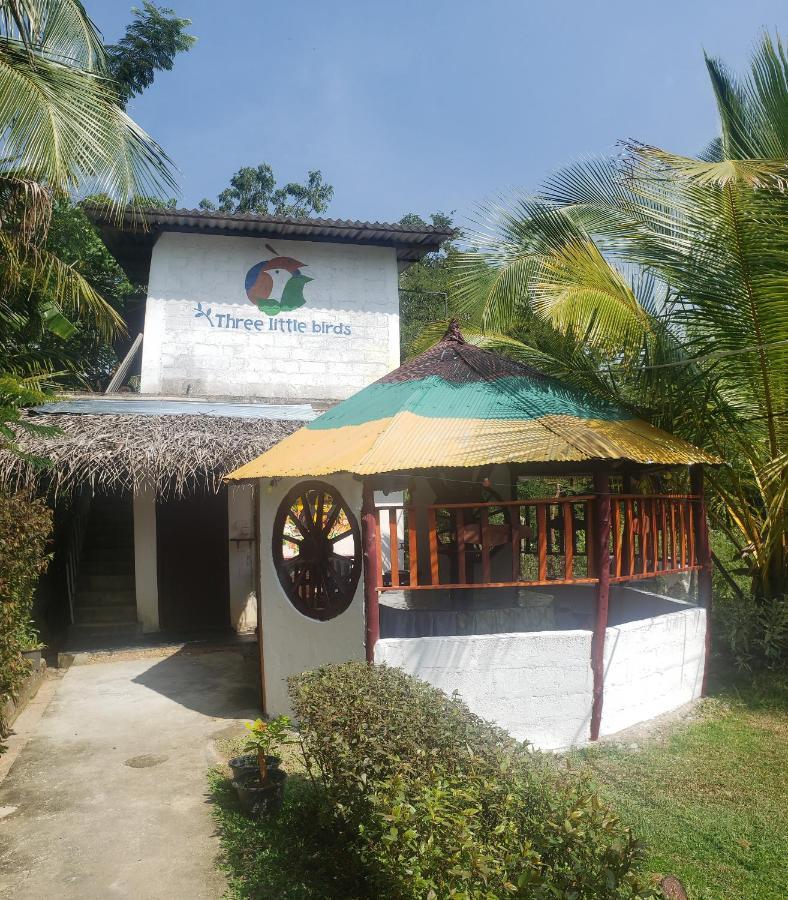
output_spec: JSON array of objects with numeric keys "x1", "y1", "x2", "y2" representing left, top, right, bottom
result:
[
  {"x1": 600, "y1": 607, "x2": 706, "y2": 736},
  {"x1": 375, "y1": 630, "x2": 594, "y2": 750},
  {"x1": 375, "y1": 606, "x2": 706, "y2": 750},
  {"x1": 140, "y1": 232, "x2": 400, "y2": 400}
]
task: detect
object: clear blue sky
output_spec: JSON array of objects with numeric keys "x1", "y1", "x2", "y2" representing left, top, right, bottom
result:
[{"x1": 89, "y1": 0, "x2": 784, "y2": 224}]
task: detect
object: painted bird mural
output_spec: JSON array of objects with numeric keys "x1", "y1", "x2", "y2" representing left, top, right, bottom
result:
[{"x1": 245, "y1": 247, "x2": 313, "y2": 316}]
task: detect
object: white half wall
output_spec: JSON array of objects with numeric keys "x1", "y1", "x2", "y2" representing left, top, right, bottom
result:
[
  {"x1": 228, "y1": 483, "x2": 257, "y2": 633},
  {"x1": 375, "y1": 630, "x2": 594, "y2": 751},
  {"x1": 600, "y1": 607, "x2": 706, "y2": 736},
  {"x1": 258, "y1": 474, "x2": 366, "y2": 714},
  {"x1": 132, "y1": 483, "x2": 158, "y2": 632}
]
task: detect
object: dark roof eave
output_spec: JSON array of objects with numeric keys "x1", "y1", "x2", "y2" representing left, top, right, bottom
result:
[{"x1": 86, "y1": 206, "x2": 455, "y2": 263}]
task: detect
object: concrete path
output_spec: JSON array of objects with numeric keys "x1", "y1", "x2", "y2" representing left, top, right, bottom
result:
[{"x1": 0, "y1": 648, "x2": 259, "y2": 899}]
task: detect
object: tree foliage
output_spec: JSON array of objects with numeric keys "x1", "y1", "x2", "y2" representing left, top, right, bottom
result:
[
  {"x1": 199, "y1": 164, "x2": 334, "y2": 217},
  {"x1": 398, "y1": 211, "x2": 458, "y2": 355},
  {"x1": 106, "y1": 1, "x2": 196, "y2": 106},
  {"x1": 436, "y1": 31, "x2": 788, "y2": 598},
  {"x1": 0, "y1": 489, "x2": 52, "y2": 741},
  {"x1": 0, "y1": 0, "x2": 190, "y2": 437}
]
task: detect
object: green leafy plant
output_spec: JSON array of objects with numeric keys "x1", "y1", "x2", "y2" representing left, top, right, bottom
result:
[
  {"x1": 289, "y1": 662, "x2": 658, "y2": 898},
  {"x1": 0, "y1": 490, "x2": 52, "y2": 744},
  {"x1": 244, "y1": 715, "x2": 293, "y2": 782}
]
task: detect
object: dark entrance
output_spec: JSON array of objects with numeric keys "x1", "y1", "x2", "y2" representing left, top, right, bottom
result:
[{"x1": 156, "y1": 486, "x2": 230, "y2": 631}]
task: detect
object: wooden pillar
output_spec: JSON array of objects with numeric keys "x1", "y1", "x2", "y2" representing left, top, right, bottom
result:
[
  {"x1": 361, "y1": 482, "x2": 380, "y2": 663},
  {"x1": 253, "y1": 482, "x2": 266, "y2": 715},
  {"x1": 590, "y1": 469, "x2": 612, "y2": 741},
  {"x1": 690, "y1": 465, "x2": 713, "y2": 694}
]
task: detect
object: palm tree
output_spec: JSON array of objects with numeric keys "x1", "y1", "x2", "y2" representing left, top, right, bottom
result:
[
  {"x1": 1, "y1": 0, "x2": 179, "y2": 448},
  {"x1": 437, "y1": 32, "x2": 787, "y2": 598}
]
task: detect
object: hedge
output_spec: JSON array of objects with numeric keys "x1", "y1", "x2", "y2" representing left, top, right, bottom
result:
[
  {"x1": 289, "y1": 661, "x2": 659, "y2": 899},
  {"x1": 0, "y1": 490, "x2": 52, "y2": 738}
]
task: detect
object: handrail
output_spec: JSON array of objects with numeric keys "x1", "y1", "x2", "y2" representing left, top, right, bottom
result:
[{"x1": 376, "y1": 493, "x2": 702, "y2": 592}]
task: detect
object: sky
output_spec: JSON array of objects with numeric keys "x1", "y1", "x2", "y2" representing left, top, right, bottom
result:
[{"x1": 88, "y1": 0, "x2": 785, "y2": 225}]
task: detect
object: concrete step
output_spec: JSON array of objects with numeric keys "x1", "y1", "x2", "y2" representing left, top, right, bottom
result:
[
  {"x1": 73, "y1": 604, "x2": 138, "y2": 625},
  {"x1": 80, "y1": 560, "x2": 135, "y2": 576},
  {"x1": 81, "y1": 547, "x2": 134, "y2": 563},
  {"x1": 75, "y1": 589, "x2": 136, "y2": 608},
  {"x1": 68, "y1": 622, "x2": 142, "y2": 640},
  {"x1": 77, "y1": 574, "x2": 135, "y2": 592}
]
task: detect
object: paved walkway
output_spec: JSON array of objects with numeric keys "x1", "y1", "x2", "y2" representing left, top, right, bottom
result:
[{"x1": 0, "y1": 648, "x2": 259, "y2": 899}]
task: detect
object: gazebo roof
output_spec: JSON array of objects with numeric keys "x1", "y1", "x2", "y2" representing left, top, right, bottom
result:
[{"x1": 226, "y1": 322, "x2": 718, "y2": 481}]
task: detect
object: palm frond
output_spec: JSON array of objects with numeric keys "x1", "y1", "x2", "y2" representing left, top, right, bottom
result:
[
  {"x1": 0, "y1": 0, "x2": 105, "y2": 69},
  {"x1": 0, "y1": 38, "x2": 177, "y2": 204}
]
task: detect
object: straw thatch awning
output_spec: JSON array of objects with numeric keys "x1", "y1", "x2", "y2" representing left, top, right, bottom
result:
[
  {"x1": 227, "y1": 322, "x2": 719, "y2": 481},
  {"x1": 0, "y1": 410, "x2": 305, "y2": 497}
]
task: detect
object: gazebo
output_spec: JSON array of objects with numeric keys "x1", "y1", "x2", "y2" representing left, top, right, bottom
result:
[{"x1": 227, "y1": 322, "x2": 718, "y2": 749}]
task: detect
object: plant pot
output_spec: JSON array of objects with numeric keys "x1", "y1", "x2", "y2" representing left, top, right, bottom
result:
[
  {"x1": 228, "y1": 754, "x2": 281, "y2": 783},
  {"x1": 234, "y1": 769, "x2": 287, "y2": 816}
]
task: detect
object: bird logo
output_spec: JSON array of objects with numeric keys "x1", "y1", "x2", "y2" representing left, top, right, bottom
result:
[{"x1": 245, "y1": 243, "x2": 313, "y2": 316}]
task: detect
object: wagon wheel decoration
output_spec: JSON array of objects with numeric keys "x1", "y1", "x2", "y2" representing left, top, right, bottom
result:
[{"x1": 272, "y1": 481, "x2": 361, "y2": 621}]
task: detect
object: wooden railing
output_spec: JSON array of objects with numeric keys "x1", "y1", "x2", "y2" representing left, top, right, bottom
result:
[
  {"x1": 610, "y1": 494, "x2": 700, "y2": 583},
  {"x1": 376, "y1": 494, "x2": 701, "y2": 591}
]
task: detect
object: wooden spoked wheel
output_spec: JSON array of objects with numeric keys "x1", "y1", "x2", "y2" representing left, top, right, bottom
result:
[{"x1": 272, "y1": 481, "x2": 361, "y2": 621}]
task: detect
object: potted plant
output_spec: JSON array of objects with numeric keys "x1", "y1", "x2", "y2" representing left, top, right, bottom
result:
[{"x1": 232, "y1": 715, "x2": 293, "y2": 815}]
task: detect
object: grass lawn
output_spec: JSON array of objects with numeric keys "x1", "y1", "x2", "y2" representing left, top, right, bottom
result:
[{"x1": 571, "y1": 672, "x2": 788, "y2": 900}]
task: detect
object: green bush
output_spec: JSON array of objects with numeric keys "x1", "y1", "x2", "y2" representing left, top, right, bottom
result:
[
  {"x1": 714, "y1": 589, "x2": 788, "y2": 672},
  {"x1": 289, "y1": 662, "x2": 658, "y2": 899},
  {"x1": 0, "y1": 490, "x2": 52, "y2": 738}
]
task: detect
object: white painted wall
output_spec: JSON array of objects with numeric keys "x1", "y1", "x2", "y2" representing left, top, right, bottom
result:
[
  {"x1": 132, "y1": 484, "x2": 159, "y2": 632},
  {"x1": 258, "y1": 474, "x2": 366, "y2": 714},
  {"x1": 600, "y1": 607, "x2": 706, "y2": 736},
  {"x1": 140, "y1": 232, "x2": 400, "y2": 400},
  {"x1": 228, "y1": 483, "x2": 257, "y2": 633},
  {"x1": 375, "y1": 630, "x2": 594, "y2": 750},
  {"x1": 375, "y1": 606, "x2": 706, "y2": 750}
]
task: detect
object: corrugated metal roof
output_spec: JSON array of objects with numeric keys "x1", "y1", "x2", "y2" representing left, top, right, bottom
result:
[
  {"x1": 226, "y1": 324, "x2": 720, "y2": 480},
  {"x1": 33, "y1": 398, "x2": 318, "y2": 421},
  {"x1": 86, "y1": 206, "x2": 455, "y2": 263}
]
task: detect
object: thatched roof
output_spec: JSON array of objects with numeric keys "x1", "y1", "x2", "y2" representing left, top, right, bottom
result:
[{"x1": 0, "y1": 411, "x2": 304, "y2": 497}]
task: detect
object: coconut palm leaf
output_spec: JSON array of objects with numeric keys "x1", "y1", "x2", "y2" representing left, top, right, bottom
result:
[
  {"x1": 0, "y1": 38, "x2": 177, "y2": 203},
  {"x1": 1, "y1": 0, "x2": 105, "y2": 67}
]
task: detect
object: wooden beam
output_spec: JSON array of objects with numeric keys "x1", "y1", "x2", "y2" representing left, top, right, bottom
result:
[
  {"x1": 407, "y1": 506, "x2": 418, "y2": 588},
  {"x1": 590, "y1": 469, "x2": 612, "y2": 742},
  {"x1": 388, "y1": 507, "x2": 399, "y2": 587},
  {"x1": 690, "y1": 466, "x2": 713, "y2": 695},
  {"x1": 253, "y1": 482, "x2": 266, "y2": 715},
  {"x1": 361, "y1": 482, "x2": 380, "y2": 663}
]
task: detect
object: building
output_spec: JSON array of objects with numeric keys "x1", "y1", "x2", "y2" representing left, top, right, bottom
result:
[
  {"x1": 0, "y1": 208, "x2": 451, "y2": 642},
  {"x1": 226, "y1": 322, "x2": 718, "y2": 750}
]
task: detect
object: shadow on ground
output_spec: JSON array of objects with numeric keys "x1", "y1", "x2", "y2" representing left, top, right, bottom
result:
[{"x1": 131, "y1": 646, "x2": 261, "y2": 719}]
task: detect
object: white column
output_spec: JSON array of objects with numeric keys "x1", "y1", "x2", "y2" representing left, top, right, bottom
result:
[
  {"x1": 228, "y1": 483, "x2": 257, "y2": 633},
  {"x1": 133, "y1": 482, "x2": 159, "y2": 632}
]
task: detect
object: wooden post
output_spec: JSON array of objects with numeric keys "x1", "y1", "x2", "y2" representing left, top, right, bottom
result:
[
  {"x1": 590, "y1": 469, "x2": 612, "y2": 741},
  {"x1": 253, "y1": 482, "x2": 266, "y2": 715},
  {"x1": 690, "y1": 465, "x2": 713, "y2": 694},
  {"x1": 361, "y1": 482, "x2": 380, "y2": 664}
]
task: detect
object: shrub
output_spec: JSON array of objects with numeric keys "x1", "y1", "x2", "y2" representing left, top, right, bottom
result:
[
  {"x1": 289, "y1": 662, "x2": 658, "y2": 899},
  {"x1": 0, "y1": 490, "x2": 52, "y2": 738},
  {"x1": 714, "y1": 589, "x2": 788, "y2": 672}
]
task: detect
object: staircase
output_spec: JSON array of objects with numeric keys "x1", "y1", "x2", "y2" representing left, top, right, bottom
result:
[{"x1": 72, "y1": 495, "x2": 140, "y2": 637}]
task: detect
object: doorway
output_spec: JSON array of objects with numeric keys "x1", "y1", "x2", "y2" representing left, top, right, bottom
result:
[{"x1": 156, "y1": 486, "x2": 230, "y2": 631}]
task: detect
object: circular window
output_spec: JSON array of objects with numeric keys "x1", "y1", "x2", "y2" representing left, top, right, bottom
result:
[{"x1": 272, "y1": 481, "x2": 361, "y2": 621}]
